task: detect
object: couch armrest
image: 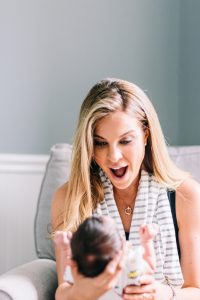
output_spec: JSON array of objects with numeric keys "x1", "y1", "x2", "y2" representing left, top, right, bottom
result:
[{"x1": 0, "y1": 259, "x2": 57, "y2": 300}]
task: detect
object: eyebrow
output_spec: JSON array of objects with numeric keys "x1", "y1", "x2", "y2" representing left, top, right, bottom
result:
[{"x1": 94, "y1": 130, "x2": 136, "y2": 139}]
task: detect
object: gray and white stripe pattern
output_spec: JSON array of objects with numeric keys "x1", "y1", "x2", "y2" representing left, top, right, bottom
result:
[{"x1": 95, "y1": 169, "x2": 184, "y2": 287}]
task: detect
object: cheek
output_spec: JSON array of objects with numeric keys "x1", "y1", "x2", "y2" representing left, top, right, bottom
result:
[
  {"x1": 127, "y1": 142, "x2": 145, "y2": 161},
  {"x1": 94, "y1": 149, "x2": 106, "y2": 163}
]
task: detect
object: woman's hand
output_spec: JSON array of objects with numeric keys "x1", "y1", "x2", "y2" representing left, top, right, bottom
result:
[
  {"x1": 122, "y1": 262, "x2": 172, "y2": 300},
  {"x1": 123, "y1": 224, "x2": 158, "y2": 300},
  {"x1": 69, "y1": 250, "x2": 124, "y2": 300},
  {"x1": 122, "y1": 273, "x2": 156, "y2": 300}
]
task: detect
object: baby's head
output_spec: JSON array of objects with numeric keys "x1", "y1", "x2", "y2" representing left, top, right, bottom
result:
[{"x1": 71, "y1": 215, "x2": 122, "y2": 277}]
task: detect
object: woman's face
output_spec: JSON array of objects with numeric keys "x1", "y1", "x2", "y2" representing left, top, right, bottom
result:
[{"x1": 93, "y1": 110, "x2": 148, "y2": 191}]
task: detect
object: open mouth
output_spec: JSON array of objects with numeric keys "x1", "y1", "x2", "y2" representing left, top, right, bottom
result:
[{"x1": 110, "y1": 166, "x2": 128, "y2": 178}]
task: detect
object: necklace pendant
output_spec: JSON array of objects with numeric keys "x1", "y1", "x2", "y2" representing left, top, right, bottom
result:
[{"x1": 124, "y1": 206, "x2": 133, "y2": 215}]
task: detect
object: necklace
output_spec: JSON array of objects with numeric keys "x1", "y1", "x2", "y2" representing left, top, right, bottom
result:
[
  {"x1": 124, "y1": 205, "x2": 133, "y2": 215},
  {"x1": 114, "y1": 192, "x2": 134, "y2": 216}
]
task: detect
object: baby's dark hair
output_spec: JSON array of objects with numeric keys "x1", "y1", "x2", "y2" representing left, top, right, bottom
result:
[{"x1": 71, "y1": 215, "x2": 122, "y2": 277}]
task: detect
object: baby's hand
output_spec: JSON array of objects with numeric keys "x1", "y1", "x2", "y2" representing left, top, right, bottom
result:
[
  {"x1": 53, "y1": 231, "x2": 72, "y2": 247},
  {"x1": 53, "y1": 231, "x2": 72, "y2": 263},
  {"x1": 139, "y1": 224, "x2": 159, "y2": 243},
  {"x1": 139, "y1": 224, "x2": 159, "y2": 271}
]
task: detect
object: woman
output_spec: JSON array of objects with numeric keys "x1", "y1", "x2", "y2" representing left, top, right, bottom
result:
[{"x1": 52, "y1": 78, "x2": 200, "y2": 300}]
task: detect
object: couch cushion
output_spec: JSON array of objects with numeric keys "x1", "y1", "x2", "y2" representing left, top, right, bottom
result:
[
  {"x1": 34, "y1": 144, "x2": 72, "y2": 260},
  {"x1": 34, "y1": 144, "x2": 200, "y2": 260},
  {"x1": 168, "y1": 145, "x2": 200, "y2": 183},
  {"x1": 0, "y1": 259, "x2": 57, "y2": 300}
]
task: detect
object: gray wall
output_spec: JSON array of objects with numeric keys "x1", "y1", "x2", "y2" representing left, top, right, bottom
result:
[
  {"x1": 179, "y1": 0, "x2": 200, "y2": 145},
  {"x1": 0, "y1": 0, "x2": 194, "y2": 154}
]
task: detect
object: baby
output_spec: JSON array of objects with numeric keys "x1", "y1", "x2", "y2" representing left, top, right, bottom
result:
[
  {"x1": 70, "y1": 215, "x2": 123, "y2": 277},
  {"x1": 62, "y1": 215, "x2": 157, "y2": 297}
]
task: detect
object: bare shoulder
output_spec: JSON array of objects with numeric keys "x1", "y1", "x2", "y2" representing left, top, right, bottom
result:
[
  {"x1": 176, "y1": 178, "x2": 200, "y2": 287},
  {"x1": 176, "y1": 177, "x2": 200, "y2": 227},
  {"x1": 51, "y1": 182, "x2": 68, "y2": 231},
  {"x1": 177, "y1": 176, "x2": 200, "y2": 202}
]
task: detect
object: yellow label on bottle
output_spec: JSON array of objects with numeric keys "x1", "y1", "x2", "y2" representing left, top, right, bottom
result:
[{"x1": 128, "y1": 271, "x2": 138, "y2": 279}]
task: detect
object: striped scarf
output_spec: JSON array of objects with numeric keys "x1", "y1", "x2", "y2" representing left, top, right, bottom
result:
[{"x1": 95, "y1": 169, "x2": 183, "y2": 287}]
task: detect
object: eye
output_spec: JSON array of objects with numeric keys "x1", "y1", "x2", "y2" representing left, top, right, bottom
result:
[
  {"x1": 120, "y1": 140, "x2": 132, "y2": 145},
  {"x1": 94, "y1": 140, "x2": 107, "y2": 147}
]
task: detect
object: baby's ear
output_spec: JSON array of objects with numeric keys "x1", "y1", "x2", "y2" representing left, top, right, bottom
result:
[{"x1": 69, "y1": 258, "x2": 77, "y2": 268}]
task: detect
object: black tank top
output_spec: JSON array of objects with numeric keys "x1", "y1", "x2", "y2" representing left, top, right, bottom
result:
[{"x1": 168, "y1": 190, "x2": 180, "y2": 258}]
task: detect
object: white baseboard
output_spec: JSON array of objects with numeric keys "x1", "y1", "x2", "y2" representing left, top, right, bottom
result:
[
  {"x1": 0, "y1": 154, "x2": 48, "y2": 173},
  {"x1": 0, "y1": 153, "x2": 49, "y2": 274}
]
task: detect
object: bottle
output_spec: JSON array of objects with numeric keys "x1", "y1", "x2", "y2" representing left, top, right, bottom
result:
[{"x1": 114, "y1": 243, "x2": 145, "y2": 296}]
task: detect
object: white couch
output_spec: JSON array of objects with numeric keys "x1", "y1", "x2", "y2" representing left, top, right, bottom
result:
[{"x1": 0, "y1": 144, "x2": 200, "y2": 300}]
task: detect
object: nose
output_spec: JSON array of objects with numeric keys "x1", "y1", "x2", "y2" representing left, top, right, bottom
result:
[{"x1": 107, "y1": 145, "x2": 122, "y2": 163}]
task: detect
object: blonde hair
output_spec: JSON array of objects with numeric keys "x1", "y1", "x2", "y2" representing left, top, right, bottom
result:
[{"x1": 61, "y1": 78, "x2": 188, "y2": 231}]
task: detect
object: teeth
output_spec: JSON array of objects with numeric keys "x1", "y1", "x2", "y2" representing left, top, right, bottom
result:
[{"x1": 111, "y1": 166, "x2": 126, "y2": 170}]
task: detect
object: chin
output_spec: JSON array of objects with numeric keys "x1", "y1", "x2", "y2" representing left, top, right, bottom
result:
[{"x1": 111, "y1": 179, "x2": 133, "y2": 190}]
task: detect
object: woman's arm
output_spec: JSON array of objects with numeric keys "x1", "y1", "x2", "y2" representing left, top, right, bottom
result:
[{"x1": 174, "y1": 177, "x2": 200, "y2": 298}]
